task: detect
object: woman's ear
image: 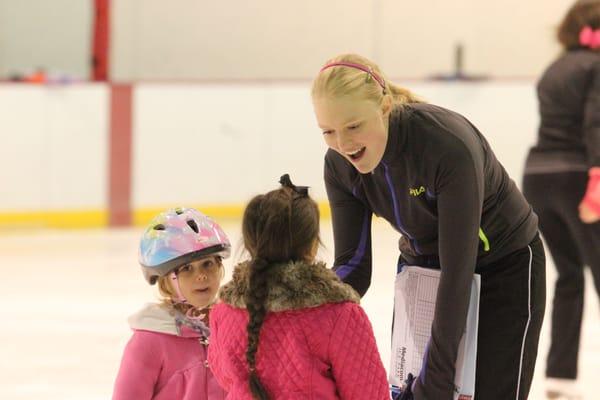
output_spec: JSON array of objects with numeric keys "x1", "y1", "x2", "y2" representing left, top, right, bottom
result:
[{"x1": 381, "y1": 94, "x2": 393, "y2": 117}]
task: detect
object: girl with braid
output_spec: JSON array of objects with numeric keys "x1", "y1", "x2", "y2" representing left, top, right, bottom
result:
[{"x1": 208, "y1": 175, "x2": 390, "y2": 400}]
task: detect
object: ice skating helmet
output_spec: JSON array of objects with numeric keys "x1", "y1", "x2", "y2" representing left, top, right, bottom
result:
[{"x1": 139, "y1": 207, "x2": 231, "y2": 284}]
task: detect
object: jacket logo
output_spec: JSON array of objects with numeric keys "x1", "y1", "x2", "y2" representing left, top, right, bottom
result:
[{"x1": 409, "y1": 186, "x2": 426, "y2": 196}]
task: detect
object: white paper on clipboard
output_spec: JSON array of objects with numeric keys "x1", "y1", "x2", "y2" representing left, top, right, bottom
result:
[{"x1": 389, "y1": 266, "x2": 480, "y2": 400}]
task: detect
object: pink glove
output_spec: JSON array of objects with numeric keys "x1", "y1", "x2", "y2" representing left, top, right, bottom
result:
[
  {"x1": 580, "y1": 167, "x2": 600, "y2": 223},
  {"x1": 579, "y1": 26, "x2": 600, "y2": 50}
]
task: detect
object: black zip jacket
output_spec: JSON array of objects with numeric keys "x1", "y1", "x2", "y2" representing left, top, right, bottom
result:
[
  {"x1": 325, "y1": 103, "x2": 538, "y2": 399},
  {"x1": 525, "y1": 49, "x2": 600, "y2": 174}
]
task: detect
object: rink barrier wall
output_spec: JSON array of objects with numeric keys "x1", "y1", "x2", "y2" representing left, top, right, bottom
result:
[
  {"x1": 0, "y1": 202, "x2": 332, "y2": 229},
  {"x1": 0, "y1": 80, "x2": 538, "y2": 229}
]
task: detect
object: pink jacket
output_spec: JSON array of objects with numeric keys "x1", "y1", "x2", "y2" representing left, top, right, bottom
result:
[
  {"x1": 113, "y1": 303, "x2": 226, "y2": 400},
  {"x1": 208, "y1": 260, "x2": 390, "y2": 399}
]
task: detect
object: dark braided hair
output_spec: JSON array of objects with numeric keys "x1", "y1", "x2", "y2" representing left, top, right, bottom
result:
[
  {"x1": 245, "y1": 256, "x2": 271, "y2": 400},
  {"x1": 241, "y1": 176, "x2": 320, "y2": 400}
]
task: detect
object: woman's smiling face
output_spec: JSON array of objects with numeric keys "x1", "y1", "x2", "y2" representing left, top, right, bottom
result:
[{"x1": 313, "y1": 95, "x2": 391, "y2": 174}]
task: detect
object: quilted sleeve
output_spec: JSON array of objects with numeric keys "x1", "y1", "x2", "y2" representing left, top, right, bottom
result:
[
  {"x1": 327, "y1": 303, "x2": 390, "y2": 400},
  {"x1": 208, "y1": 305, "x2": 233, "y2": 392},
  {"x1": 112, "y1": 331, "x2": 161, "y2": 400}
]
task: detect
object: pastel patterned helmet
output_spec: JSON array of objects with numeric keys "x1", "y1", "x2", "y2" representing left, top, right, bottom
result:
[{"x1": 139, "y1": 207, "x2": 231, "y2": 284}]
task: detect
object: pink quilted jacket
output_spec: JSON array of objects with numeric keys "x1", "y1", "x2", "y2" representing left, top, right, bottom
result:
[
  {"x1": 113, "y1": 303, "x2": 226, "y2": 400},
  {"x1": 208, "y1": 260, "x2": 390, "y2": 399}
]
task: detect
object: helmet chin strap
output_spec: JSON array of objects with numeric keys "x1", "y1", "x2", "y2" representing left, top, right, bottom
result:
[
  {"x1": 169, "y1": 272, "x2": 188, "y2": 304},
  {"x1": 169, "y1": 271, "x2": 210, "y2": 321}
]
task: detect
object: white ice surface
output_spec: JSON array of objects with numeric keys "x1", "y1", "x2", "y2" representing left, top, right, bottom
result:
[{"x1": 1, "y1": 218, "x2": 598, "y2": 399}]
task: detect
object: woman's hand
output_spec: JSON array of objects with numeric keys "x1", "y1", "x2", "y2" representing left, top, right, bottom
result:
[
  {"x1": 579, "y1": 201, "x2": 600, "y2": 223},
  {"x1": 580, "y1": 168, "x2": 600, "y2": 223},
  {"x1": 393, "y1": 373, "x2": 416, "y2": 400}
]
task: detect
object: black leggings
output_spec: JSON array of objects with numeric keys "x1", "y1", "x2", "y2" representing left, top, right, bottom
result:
[
  {"x1": 474, "y1": 234, "x2": 545, "y2": 399},
  {"x1": 394, "y1": 235, "x2": 545, "y2": 399},
  {"x1": 523, "y1": 172, "x2": 600, "y2": 379}
]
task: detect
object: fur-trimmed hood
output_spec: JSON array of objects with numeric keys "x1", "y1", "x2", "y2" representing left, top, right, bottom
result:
[{"x1": 218, "y1": 260, "x2": 360, "y2": 311}]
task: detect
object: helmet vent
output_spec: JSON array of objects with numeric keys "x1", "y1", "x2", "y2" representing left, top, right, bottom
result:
[
  {"x1": 153, "y1": 224, "x2": 166, "y2": 231},
  {"x1": 187, "y1": 219, "x2": 199, "y2": 233},
  {"x1": 175, "y1": 209, "x2": 184, "y2": 215}
]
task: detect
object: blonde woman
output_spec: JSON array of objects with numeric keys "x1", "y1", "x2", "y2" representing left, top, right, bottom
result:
[{"x1": 312, "y1": 54, "x2": 545, "y2": 400}]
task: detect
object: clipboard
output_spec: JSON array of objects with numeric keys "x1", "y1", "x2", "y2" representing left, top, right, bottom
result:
[{"x1": 389, "y1": 266, "x2": 480, "y2": 400}]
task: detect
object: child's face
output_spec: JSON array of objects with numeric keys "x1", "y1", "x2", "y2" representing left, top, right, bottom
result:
[{"x1": 173, "y1": 255, "x2": 223, "y2": 309}]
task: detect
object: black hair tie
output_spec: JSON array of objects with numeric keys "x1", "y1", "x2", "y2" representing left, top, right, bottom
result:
[{"x1": 279, "y1": 174, "x2": 309, "y2": 196}]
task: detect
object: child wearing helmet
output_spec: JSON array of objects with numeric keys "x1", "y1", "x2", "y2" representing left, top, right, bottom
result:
[
  {"x1": 207, "y1": 175, "x2": 389, "y2": 400},
  {"x1": 113, "y1": 207, "x2": 230, "y2": 400}
]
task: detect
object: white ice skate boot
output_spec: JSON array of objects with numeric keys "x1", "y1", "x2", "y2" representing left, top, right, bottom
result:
[{"x1": 545, "y1": 377, "x2": 582, "y2": 400}]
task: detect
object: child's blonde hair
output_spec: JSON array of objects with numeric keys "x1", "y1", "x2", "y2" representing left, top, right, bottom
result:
[{"x1": 311, "y1": 53, "x2": 422, "y2": 106}]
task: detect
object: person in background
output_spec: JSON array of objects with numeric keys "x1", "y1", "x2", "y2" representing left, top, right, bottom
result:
[{"x1": 523, "y1": 1, "x2": 600, "y2": 399}]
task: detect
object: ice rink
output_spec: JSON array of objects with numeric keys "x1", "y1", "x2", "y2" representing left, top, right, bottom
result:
[{"x1": 2, "y1": 218, "x2": 599, "y2": 399}]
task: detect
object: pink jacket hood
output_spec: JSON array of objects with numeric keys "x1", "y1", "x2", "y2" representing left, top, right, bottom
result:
[{"x1": 113, "y1": 303, "x2": 226, "y2": 400}]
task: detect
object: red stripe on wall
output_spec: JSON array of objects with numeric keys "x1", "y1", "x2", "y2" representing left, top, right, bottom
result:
[
  {"x1": 109, "y1": 85, "x2": 133, "y2": 226},
  {"x1": 92, "y1": 0, "x2": 110, "y2": 81}
]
